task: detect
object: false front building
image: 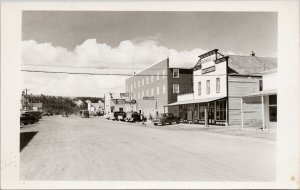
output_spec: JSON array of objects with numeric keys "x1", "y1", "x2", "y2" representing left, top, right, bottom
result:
[
  {"x1": 167, "y1": 49, "x2": 277, "y2": 126},
  {"x1": 125, "y1": 58, "x2": 193, "y2": 118}
]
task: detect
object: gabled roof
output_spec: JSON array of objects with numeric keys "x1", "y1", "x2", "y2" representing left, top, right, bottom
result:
[{"x1": 227, "y1": 55, "x2": 277, "y2": 76}]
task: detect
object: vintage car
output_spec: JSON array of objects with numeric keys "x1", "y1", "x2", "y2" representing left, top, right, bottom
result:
[
  {"x1": 110, "y1": 111, "x2": 126, "y2": 121},
  {"x1": 152, "y1": 113, "x2": 180, "y2": 126},
  {"x1": 20, "y1": 113, "x2": 38, "y2": 125},
  {"x1": 125, "y1": 112, "x2": 146, "y2": 122}
]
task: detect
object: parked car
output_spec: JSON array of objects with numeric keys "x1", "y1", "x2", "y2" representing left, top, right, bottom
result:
[
  {"x1": 20, "y1": 113, "x2": 38, "y2": 125},
  {"x1": 110, "y1": 111, "x2": 126, "y2": 121},
  {"x1": 62, "y1": 112, "x2": 69, "y2": 117},
  {"x1": 24, "y1": 111, "x2": 42, "y2": 120},
  {"x1": 81, "y1": 110, "x2": 89, "y2": 118},
  {"x1": 125, "y1": 112, "x2": 146, "y2": 122},
  {"x1": 104, "y1": 113, "x2": 110, "y2": 119},
  {"x1": 153, "y1": 113, "x2": 180, "y2": 126}
]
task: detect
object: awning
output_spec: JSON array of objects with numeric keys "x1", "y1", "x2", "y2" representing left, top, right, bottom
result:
[
  {"x1": 243, "y1": 89, "x2": 277, "y2": 98},
  {"x1": 166, "y1": 96, "x2": 227, "y2": 106}
]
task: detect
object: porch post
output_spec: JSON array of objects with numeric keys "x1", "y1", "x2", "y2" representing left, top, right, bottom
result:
[
  {"x1": 261, "y1": 95, "x2": 265, "y2": 131},
  {"x1": 241, "y1": 98, "x2": 244, "y2": 130}
]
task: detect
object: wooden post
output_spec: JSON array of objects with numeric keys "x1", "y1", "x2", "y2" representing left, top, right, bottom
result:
[
  {"x1": 261, "y1": 95, "x2": 265, "y2": 131},
  {"x1": 241, "y1": 98, "x2": 244, "y2": 130},
  {"x1": 205, "y1": 108, "x2": 208, "y2": 127}
]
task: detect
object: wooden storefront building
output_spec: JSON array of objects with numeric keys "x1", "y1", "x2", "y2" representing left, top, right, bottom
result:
[{"x1": 167, "y1": 49, "x2": 277, "y2": 126}]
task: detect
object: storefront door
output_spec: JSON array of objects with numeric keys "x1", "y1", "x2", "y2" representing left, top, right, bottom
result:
[{"x1": 208, "y1": 105, "x2": 215, "y2": 124}]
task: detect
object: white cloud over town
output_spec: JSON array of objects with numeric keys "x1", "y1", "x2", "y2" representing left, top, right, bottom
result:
[{"x1": 22, "y1": 39, "x2": 209, "y2": 97}]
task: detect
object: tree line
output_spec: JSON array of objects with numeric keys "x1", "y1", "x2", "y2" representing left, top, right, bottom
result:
[{"x1": 29, "y1": 94, "x2": 104, "y2": 114}]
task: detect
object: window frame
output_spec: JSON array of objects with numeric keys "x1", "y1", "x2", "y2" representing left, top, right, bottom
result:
[
  {"x1": 198, "y1": 82, "x2": 201, "y2": 95},
  {"x1": 173, "y1": 84, "x2": 179, "y2": 94},
  {"x1": 173, "y1": 69, "x2": 179, "y2": 78},
  {"x1": 206, "y1": 80, "x2": 210, "y2": 94},
  {"x1": 216, "y1": 77, "x2": 220, "y2": 93}
]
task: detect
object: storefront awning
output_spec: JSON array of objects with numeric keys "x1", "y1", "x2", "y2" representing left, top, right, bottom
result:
[
  {"x1": 243, "y1": 89, "x2": 277, "y2": 98},
  {"x1": 166, "y1": 96, "x2": 227, "y2": 106}
]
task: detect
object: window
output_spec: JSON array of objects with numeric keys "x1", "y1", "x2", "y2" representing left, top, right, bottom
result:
[
  {"x1": 269, "y1": 95, "x2": 277, "y2": 122},
  {"x1": 157, "y1": 86, "x2": 160, "y2": 95},
  {"x1": 162, "y1": 85, "x2": 166, "y2": 94},
  {"x1": 130, "y1": 84, "x2": 133, "y2": 92},
  {"x1": 151, "y1": 75, "x2": 154, "y2": 83},
  {"x1": 138, "y1": 81, "x2": 140, "y2": 87},
  {"x1": 142, "y1": 91, "x2": 144, "y2": 98},
  {"x1": 216, "y1": 78, "x2": 220, "y2": 93},
  {"x1": 142, "y1": 79, "x2": 144, "y2": 86},
  {"x1": 173, "y1": 69, "x2": 179, "y2": 78},
  {"x1": 151, "y1": 88, "x2": 154, "y2": 96},
  {"x1": 162, "y1": 70, "x2": 166, "y2": 78},
  {"x1": 173, "y1": 84, "x2": 179, "y2": 94},
  {"x1": 146, "y1": 89, "x2": 149, "y2": 96},
  {"x1": 157, "y1": 72, "x2": 159, "y2": 80},
  {"x1": 216, "y1": 100, "x2": 226, "y2": 121},
  {"x1": 206, "y1": 80, "x2": 210, "y2": 94},
  {"x1": 198, "y1": 82, "x2": 201, "y2": 95},
  {"x1": 146, "y1": 77, "x2": 149, "y2": 84},
  {"x1": 259, "y1": 80, "x2": 263, "y2": 91}
]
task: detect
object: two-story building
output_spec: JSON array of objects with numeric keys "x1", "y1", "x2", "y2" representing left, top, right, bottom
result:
[
  {"x1": 104, "y1": 92, "x2": 133, "y2": 115},
  {"x1": 167, "y1": 49, "x2": 277, "y2": 126},
  {"x1": 125, "y1": 58, "x2": 193, "y2": 118}
]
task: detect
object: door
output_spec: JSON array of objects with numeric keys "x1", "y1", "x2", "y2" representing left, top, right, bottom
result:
[{"x1": 208, "y1": 105, "x2": 215, "y2": 124}]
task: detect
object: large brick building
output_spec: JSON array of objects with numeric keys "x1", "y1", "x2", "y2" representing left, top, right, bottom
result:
[{"x1": 125, "y1": 58, "x2": 193, "y2": 118}]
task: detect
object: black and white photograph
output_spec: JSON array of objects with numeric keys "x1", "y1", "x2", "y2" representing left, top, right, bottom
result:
[{"x1": 1, "y1": 1, "x2": 299, "y2": 189}]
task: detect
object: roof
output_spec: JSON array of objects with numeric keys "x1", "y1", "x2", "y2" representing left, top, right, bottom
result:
[
  {"x1": 227, "y1": 55, "x2": 277, "y2": 76},
  {"x1": 166, "y1": 96, "x2": 226, "y2": 106},
  {"x1": 243, "y1": 89, "x2": 277, "y2": 98}
]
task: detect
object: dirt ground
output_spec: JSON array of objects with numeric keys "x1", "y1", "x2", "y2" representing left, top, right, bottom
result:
[{"x1": 20, "y1": 115, "x2": 276, "y2": 181}]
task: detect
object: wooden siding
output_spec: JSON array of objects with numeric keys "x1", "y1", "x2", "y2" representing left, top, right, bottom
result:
[{"x1": 228, "y1": 76, "x2": 262, "y2": 126}]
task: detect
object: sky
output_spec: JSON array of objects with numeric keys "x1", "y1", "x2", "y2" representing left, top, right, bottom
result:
[{"x1": 22, "y1": 11, "x2": 277, "y2": 97}]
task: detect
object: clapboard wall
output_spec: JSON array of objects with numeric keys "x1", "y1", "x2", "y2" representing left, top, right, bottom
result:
[{"x1": 228, "y1": 76, "x2": 262, "y2": 126}]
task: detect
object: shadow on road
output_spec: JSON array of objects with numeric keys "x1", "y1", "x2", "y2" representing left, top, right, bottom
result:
[{"x1": 20, "y1": 131, "x2": 38, "y2": 151}]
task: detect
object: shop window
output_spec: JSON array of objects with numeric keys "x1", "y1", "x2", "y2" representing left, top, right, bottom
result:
[
  {"x1": 173, "y1": 69, "x2": 179, "y2": 78},
  {"x1": 269, "y1": 95, "x2": 277, "y2": 122},
  {"x1": 216, "y1": 78, "x2": 220, "y2": 93},
  {"x1": 173, "y1": 84, "x2": 179, "y2": 94},
  {"x1": 206, "y1": 80, "x2": 210, "y2": 94},
  {"x1": 198, "y1": 82, "x2": 201, "y2": 95},
  {"x1": 216, "y1": 100, "x2": 226, "y2": 121}
]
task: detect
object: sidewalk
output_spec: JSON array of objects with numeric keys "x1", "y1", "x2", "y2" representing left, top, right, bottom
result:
[{"x1": 141, "y1": 121, "x2": 277, "y2": 141}]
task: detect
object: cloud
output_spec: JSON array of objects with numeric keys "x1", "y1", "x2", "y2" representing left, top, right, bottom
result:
[{"x1": 22, "y1": 39, "x2": 206, "y2": 97}]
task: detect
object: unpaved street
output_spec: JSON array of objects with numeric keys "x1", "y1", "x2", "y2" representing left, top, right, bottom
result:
[{"x1": 20, "y1": 116, "x2": 276, "y2": 181}]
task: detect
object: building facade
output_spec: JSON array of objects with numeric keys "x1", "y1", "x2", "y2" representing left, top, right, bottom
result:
[
  {"x1": 125, "y1": 58, "x2": 193, "y2": 118},
  {"x1": 168, "y1": 49, "x2": 277, "y2": 126},
  {"x1": 86, "y1": 99, "x2": 105, "y2": 115},
  {"x1": 104, "y1": 92, "x2": 133, "y2": 115}
]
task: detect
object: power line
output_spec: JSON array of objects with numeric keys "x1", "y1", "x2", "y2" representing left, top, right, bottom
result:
[{"x1": 21, "y1": 69, "x2": 229, "y2": 76}]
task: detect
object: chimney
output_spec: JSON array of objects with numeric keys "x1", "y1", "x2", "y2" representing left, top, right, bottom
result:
[{"x1": 250, "y1": 51, "x2": 255, "y2": 56}]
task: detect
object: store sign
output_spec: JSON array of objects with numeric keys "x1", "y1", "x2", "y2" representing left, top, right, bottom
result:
[
  {"x1": 200, "y1": 55, "x2": 215, "y2": 64},
  {"x1": 120, "y1": 93, "x2": 130, "y2": 97},
  {"x1": 143, "y1": 96, "x2": 155, "y2": 100},
  {"x1": 202, "y1": 66, "x2": 216, "y2": 74}
]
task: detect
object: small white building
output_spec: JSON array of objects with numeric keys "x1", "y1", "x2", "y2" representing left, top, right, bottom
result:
[
  {"x1": 86, "y1": 99, "x2": 104, "y2": 115},
  {"x1": 104, "y1": 92, "x2": 133, "y2": 114},
  {"x1": 241, "y1": 69, "x2": 277, "y2": 130}
]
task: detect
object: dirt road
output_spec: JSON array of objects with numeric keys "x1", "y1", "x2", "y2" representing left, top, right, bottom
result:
[{"x1": 20, "y1": 116, "x2": 276, "y2": 181}]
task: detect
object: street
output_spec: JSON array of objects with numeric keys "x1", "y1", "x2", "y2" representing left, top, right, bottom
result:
[{"x1": 20, "y1": 116, "x2": 276, "y2": 181}]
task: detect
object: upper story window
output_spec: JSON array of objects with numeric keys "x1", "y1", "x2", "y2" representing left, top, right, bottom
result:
[
  {"x1": 173, "y1": 69, "x2": 179, "y2": 78},
  {"x1": 138, "y1": 81, "x2": 140, "y2": 87},
  {"x1": 162, "y1": 85, "x2": 166, "y2": 94},
  {"x1": 157, "y1": 72, "x2": 160, "y2": 80},
  {"x1": 151, "y1": 88, "x2": 154, "y2": 96},
  {"x1": 146, "y1": 77, "x2": 149, "y2": 84},
  {"x1": 216, "y1": 78, "x2": 220, "y2": 93},
  {"x1": 142, "y1": 79, "x2": 144, "y2": 86},
  {"x1": 173, "y1": 84, "x2": 179, "y2": 94},
  {"x1": 259, "y1": 80, "x2": 263, "y2": 91},
  {"x1": 151, "y1": 75, "x2": 154, "y2": 83},
  {"x1": 146, "y1": 89, "x2": 149, "y2": 96},
  {"x1": 162, "y1": 70, "x2": 166, "y2": 78},
  {"x1": 198, "y1": 82, "x2": 201, "y2": 95},
  {"x1": 206, "y1": 80, "x2": 210, "y2": 94},
  {"x1": 156, "y1": 86, "x2": 160, "y2": 95}
]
